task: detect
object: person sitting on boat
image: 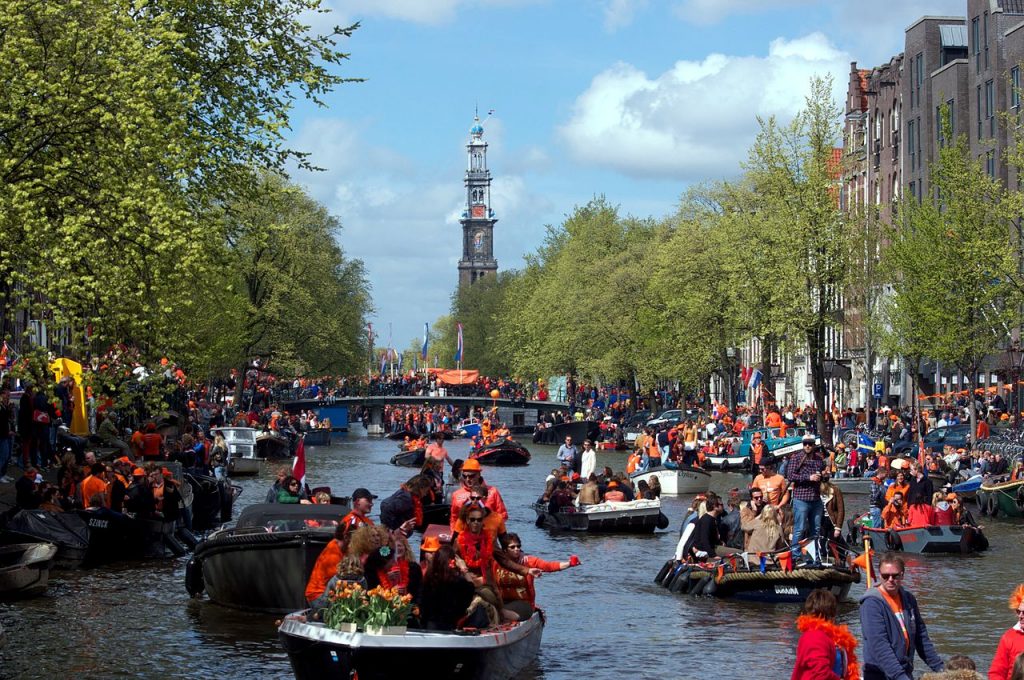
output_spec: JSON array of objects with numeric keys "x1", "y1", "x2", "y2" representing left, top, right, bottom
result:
[
  {"x1": 602, "y1": 479, "x2": 626, "y2": 502},
  {"x1": 752, "y1": 460, "x2": 789, "y2": 508},
  {"x1": 739, "y1": 488, "x2": 768, "y2": 550},
  {"x1": 867, "y1": 472, "x2": 888, "y2": 528},
  {"x1": 265, "y1": 466, "x2": 290, "y2": 503},
  {"x1": 364, "y1": 527, "x2": 422, "y2": 601},
  {"x1": 305, "y1": 523, "x2": 354, "y2": 606},
  {"x1": 456, "y1": 487, "x2": 507, "y2": 535},
  {"x1": 79, "y1": 463, "x2": 109, "y2": 509},
  {"x1": 931, "y1": 492, "x2": 957, "y2": 526},
  {"x1": 686, "y1": 495, "x2": 724, "y2": 562},
  {"x1": 449, "y1": 459, "x2": 507, "y2": 531},
  {"x1": 343, "y1": 488, "x2": 377, "y2": 530},
  {"x1": 636, "y1": 479, "x2": 657, "y2": 501},
  {"x1": 881, "y1": 491, "x2": 910, "y2": 529},
  {"x1": 742, "y1": 503, "x2": 786, "y2": 555},
  {"x1": 418, "y1": 544, "x2": 479, "y2": 631},
  {"x1": 885, "y1": 470, "x2": 909, "y2": 503},
  {"x1": 419, "y1": 458, "x2": 445, "y2": 501},
  {"x1": 577, "y1": 474, "x2": 600, "y2": 505},
  {"x1": 124, "y1": 467, "x2": 155, "y2": 518},
  {"x1": 454, "y1": 504, "x2": 533, "y2": 625},
  {"x1": 276, "y1": 475, "x2": 311, "y2": 504},
  {"x1": 380, "y1": 475, "x2": 433, "y2": 537},
  {"x1": 494, "y1": 532, "x2": 579, "y2": 618},
  {"x1": 548, "y1": 479, "x2": 575, "y2": 512},
  {"x1": 905, "y1": 462, "x2": 935, "y2": 526},
  {"x1": 625, "y1": 448, "x2": 643, "y2": 475}
]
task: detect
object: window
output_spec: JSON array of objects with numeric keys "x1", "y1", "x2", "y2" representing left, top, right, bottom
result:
[
  {"x1": 984, "y1": 12, "x2": 989, "y2": 70},
  {"x1": 973, "y1": 17, "x2": 981, "y2": 73},
  {"x1": 908, "y1": 119, "x2": 916, "y2": 170},
  {"x1": 916, "y1": 116, "x2": 922, "y2": 169},
  {"x1": 915, "y1": 54, "x2": 923, "y2": 108},
  {"x1": 978, "y1": 85, "x2": 983, "y2": 139},
  {"x1": 937, "y1": 105, "x2": 944, "y2": 146},
  {"x1": 986, "y1": 79, "x2": 994, "y2": 136},
  {"x1": 987, "y1": 150, "x2": 996, "y2": 177},
  {"x1": 1013, "y1": 66, "x2": 1021, "y2": 109},
  {"x1": 909, "y1": 181, "x2": 917, "y2": 202},
  {"x1": 947, "y1": 98, "x2": 955, "y2": 137}
]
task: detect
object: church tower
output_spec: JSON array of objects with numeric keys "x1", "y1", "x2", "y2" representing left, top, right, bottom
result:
[{"x1": 457, "y1": 114, "x2": 498, "y2": 287}]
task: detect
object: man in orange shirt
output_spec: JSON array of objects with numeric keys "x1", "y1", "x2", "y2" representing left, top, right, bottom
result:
[
  {"x1": 305, "y1": 524, "x2": 351, "y2": 606},
  {"x1": 80, "y1": 463, "x2": 109, "y2": 508},
  {"x1": 342, "y1": 488, "x2": 377, "y2": 530},
  {"x1": 750, "y1": 460, "x2": 789, "y2": 507}
]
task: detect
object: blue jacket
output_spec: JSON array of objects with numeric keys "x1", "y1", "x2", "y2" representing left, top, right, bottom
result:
[{"x1": 859, "y1": 587, "x2": 943, "y2": 680}]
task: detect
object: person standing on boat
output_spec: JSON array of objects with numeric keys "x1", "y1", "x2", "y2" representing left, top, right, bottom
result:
[
  {"x1": 752, "y1": 460, "x2": 789, "y2": 508},
  {"x1": 449, "y1": 459, "x2": 507, "y2": 531},
  {"x1": 749, "y1": 432, "x2": 769, "y2": 481},
  {"x1": 988, "y1": 584, "x2": 1024, "y2": 680},
  {"x1": 556, "y1": 436, "x2": 576, "y2": 473},
  {"x1": 425, "y1": 432, "x2": 453, "y2": 469},
  {"x1": 860, "y1": 552, "x2": 944, "y2": 680},
  {"x1": 342, "y1": 488, "x2": 377, "y2": 529},
  {"x1": 905, "y1": 462, "x2": 934, "y2": 526},
  {"x1": 580, "y1": 440, "x2": 596, "y2": 481},
  {"x1": 791, "y1": 588, "x2": 859, "y2": 680},
  {"x1": 787, "y1": 435, "x2": 825, "y2": 567}
]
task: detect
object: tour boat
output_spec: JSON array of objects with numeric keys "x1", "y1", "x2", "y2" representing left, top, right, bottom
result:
[
  {"x1": 0, "y1": 543, "x2": 58, "y2": 599},
  {"x1": 185, "y1": 502, "x2": 349, "y2": 614},
  {"x1": 469, "y1": 441, "x2": 531, "y2": 466},
  {"x1": 630, "y1": 465, "x2": 711, "y2": 495},
  {"x1": 532, "y1": 498, "x2": 663, "y2": 533},
  {"x1": 705, "y1": 427, "x2": 806, "y2": 471},
  {"x1": 216, "y1": 426, "x2": 262, "y2": 476},
  {"x1": 977, "y1": 477, "x2": 1024, "y2": 518},
  {"x1": 857, "y1": 524, "x2": 989, "y2": 554},
  {"x1": 390, "y1": 448, "x2": 426, "y2": 467},
  {"x1": 277, "y1": 611, "x2": 544, "y2": 680},
  {"x1": 456, "y1": 418, "x2": 481, "y2": 438}
]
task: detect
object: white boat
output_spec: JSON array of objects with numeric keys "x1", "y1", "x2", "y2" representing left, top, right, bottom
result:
[
  {"x1": 216, "y1": 427, "x2": 263, "y2": 476},
  {"x1": 0, "y1": 543, "x2": 58, "y2": 599},
  {"x1": 630, "y1": 465, "x2": 711, "y2": 495}
]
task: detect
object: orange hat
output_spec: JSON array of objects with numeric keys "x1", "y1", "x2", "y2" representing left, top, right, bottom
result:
[
  {"x1": 116, "y1": 456, "x2": 132, "y2": 465},
  {"x1": 132, "y1": 467, "x2": 146, "y2": 476},
  {"x1": 462, "y1": 459, "x2": 482, "y2": 472},
  {"x1": 607, "y1": 481, "x2": 619, "y2": 488},
  {"x1": 946, "y1": 493, "x2": 958, "y2": 501},
  {"x1": 420, "y1": 536, "x2": 441, "y2": 553}
]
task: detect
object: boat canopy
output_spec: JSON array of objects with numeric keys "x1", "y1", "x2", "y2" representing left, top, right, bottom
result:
[{"x1": 235, "y1": 503, "x2": 348, "y2": 531}]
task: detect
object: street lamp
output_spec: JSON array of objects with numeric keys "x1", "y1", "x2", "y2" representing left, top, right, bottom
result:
[{"x1": 1009, "y1": 341, "x2": 1024, "y2": 429}]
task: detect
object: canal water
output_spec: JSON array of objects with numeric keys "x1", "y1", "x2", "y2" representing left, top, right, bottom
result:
[{"x1": 1, "y1": 432, "x2": 1021, "y2": 679}]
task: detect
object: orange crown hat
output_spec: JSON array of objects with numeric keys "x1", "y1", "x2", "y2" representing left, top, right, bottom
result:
[
  {"x1": 420, "y1": 536, "x2": 441, "y2": 553},
  {"x1": 1010, "y1": 583, "x2": 1024, "y2": 610},
  {"x1": 462, "y1": 458, "x2": 482, "y2": 472}
]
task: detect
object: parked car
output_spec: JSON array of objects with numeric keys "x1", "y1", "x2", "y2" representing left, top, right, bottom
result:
[
  {"x1": 892, "y1": 424, "x2": 971, "y2": 455},
  {"x1": 647, "y1": 409, "x2": 683, "y2": 429}
]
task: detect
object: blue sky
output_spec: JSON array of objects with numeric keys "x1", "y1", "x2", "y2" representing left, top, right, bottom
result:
[{"x1": 289, "y1": 0, "x2": 963, "y2": 350}]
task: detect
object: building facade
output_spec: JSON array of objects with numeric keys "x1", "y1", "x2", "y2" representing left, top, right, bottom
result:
[{"x1": 457, "y1": 115, "x2": 499, "y2": 287}]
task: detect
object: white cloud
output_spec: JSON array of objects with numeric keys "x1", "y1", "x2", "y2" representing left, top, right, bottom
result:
[
  {"x1": 603, "y1": 0, "x2": 647, "y2": 32},
  {"x1": 324, "y1": 0, "x2": 542, "y2": 26},
  {"x1": 558, "y1": 33, "x2": 850, "y2": 181}
]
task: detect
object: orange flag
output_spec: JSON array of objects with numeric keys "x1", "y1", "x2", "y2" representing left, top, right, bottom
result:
[
  {"x1": 716, "y1": 564, "x2": 725, "y2": 581},
  {"x1": 851, "y1": 550, "x2": 874, "y2": 580},
  {"x1": 777, "y1": 552, "x2": 794, "y2": 572}
]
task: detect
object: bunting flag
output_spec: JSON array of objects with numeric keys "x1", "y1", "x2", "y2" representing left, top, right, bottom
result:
[
  {"x1": 421, "y1": 322, "x2": 429, "y2": 360},
  {"x1": 777, "y1": 551, "x2": 794, "y2": 572},
  {"x1": 759, "y1": 554, "x2": 767, "y2": 574},
  {"x1": 454, "y1": 323, "x2": 464, "y2": 363},
  {"x1": 292, "y1": 436, "x2": 306, "y2": 489},
  {"x1": 728, "y1": 554, "x2": 737, "y2": 572}
]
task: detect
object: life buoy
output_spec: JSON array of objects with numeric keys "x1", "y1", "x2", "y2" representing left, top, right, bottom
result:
[
  {"x1": 701, "y1": 576, "x2": 718, "y2": 597},
  {"x1": 720, "y1": 459, "x2": 731, "y2": 471},
  {"x1": 656, "y1": 512, "x2": 670, "y2": 530},
  {"x1": 1016, "y1": 487, "x2": 1024, "y2": 510}
]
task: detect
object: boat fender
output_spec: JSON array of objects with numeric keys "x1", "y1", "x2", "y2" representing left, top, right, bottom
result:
[
  {"x1": 885, "y1": 529, "x2": 903, "y2": 552},
  {"x1": 701, "y1": 576, "x2": 718, "y2": 597},
  {"x1": 720, "y1": 460, "x2": 730, "y2": 471},
  {"x1": 1017, "y1": 487, "x2": 1024, "y2": 510},
  {"x1": 656, "y1": 512, "x2": 670, "y2": 530},
  {"x1": 655, "y1": 559, "x2": 675, "y2": 585},
  {"x1": 667, "y1": 566, "x2": 691, "y2": 593},
  {"x1": 176, "y1": 527, "x2": 199, "y2": 550},
  {"x1": 164, "y1": 533, "x2": 188, "y2": 557},
  {"x1": 688, "y1": 574, "x2": 712, "y2": 595},
  {"x1": 185, "y1": 557, "x2": 205, "y2": 596},
  {"x1": 985, "y1": 494, "x2": 998, "y2": 518}
]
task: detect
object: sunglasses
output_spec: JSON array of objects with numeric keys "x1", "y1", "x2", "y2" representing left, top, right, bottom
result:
[
  {"x1": 467, "y1": 517, "x2": 484, "y2": 523},
  {"x1": 469, "y1": 495, "x2": 483, "y2": 500},
  {"x1": 461, "y1": 473, "x2": 478, "y2": 479},
  {"x1": 879, "y1": 572, "x2": 904, "y2": 581},
  {"x1": 506, "y1": 544, "x2": 522, "y2": 550}
]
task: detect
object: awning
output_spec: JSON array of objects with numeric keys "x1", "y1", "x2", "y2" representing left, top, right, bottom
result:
[
  {"x1": 939, "y1": 24, "x2": 967, "y2": 48},
  {"x1": 427, "y1": 368, "x2": 479, "y2": 385}
]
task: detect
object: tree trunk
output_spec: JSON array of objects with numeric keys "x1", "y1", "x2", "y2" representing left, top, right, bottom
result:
[{"x1": 808, "y1": 327, "x2": 828, "y2": 443}]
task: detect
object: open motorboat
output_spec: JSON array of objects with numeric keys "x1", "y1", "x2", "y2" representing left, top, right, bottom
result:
[
  {"x1": 0, "y1": 543, "x2": 58, "y2": 599},
  {"x1": 469, "y1": 441, "x2": 531, "y2": 466},
  {"x1": 390, "y1": 448, "x2": 426, "y2": 467},
  {"x1": 533, "y1": 498, "x2": 663, "y2": 533},
  {"x1": 185, "y1": 502, "x2": 349, "y2": 613},
  {"x1": 551, "y1": 420, "x2": 601, "y2": 445},
  {"x1": 630, "y1": 464, "x2": 711, "y2": 495},
  {"x1": 302, "y1": 429, "x2": 332, "y2": 447},
  {"x1": 278, "y1": 611, "x2": 544, "y2": 680},
  {"x1": 856, "y1": 524, "x2": 989, "y2": 554},
  {"x1": 216, "y1": 427, "x2": 262, "y2": 476}
]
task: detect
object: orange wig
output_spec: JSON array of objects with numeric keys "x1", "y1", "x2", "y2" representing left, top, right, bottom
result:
[{"x1": 1009, "y1": 584, "x2": 1024, "y2": 610}]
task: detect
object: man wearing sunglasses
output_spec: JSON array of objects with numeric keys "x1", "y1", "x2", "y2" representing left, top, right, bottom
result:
[{"x1": 860, "y1": 552, "x2": 944, "y2": 680}]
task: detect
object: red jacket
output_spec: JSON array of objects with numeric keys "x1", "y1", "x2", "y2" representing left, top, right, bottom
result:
[
  {"x1": 989, "y1": 625, "x2": 1024, "y2": 680},
  {"x1": 791, "y1": 616, "x2": 858, "y2": 680}
]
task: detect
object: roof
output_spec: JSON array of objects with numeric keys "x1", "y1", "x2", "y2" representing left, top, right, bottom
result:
[
  {"x1": 939, "y1": 24, "x2": 967, "y2": 48},
  {"x1": 236, "y1": 502, "x2": 351, "y2": 529},
  {"x1": 828, "y1": 148, "x2": 843, "y2": 179},
  {"x1": 857, "y1": 69, "x2": 870, "y2": 110}
]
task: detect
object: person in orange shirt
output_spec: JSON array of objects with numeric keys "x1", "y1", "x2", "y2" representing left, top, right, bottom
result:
[
  {"x1": 765, "y1": 409, "x2": 782, "y2": 429},
  {"x1": 885, "y1": 470, "x2": 909, "y2": 502},
  {"x1": 977, "y1": 418, "x2": 990, "y2": 440},
  {"x1": 305, "y1": 523, "x2": 352, "y2": 605},
  {"x1": 882, "y1": 491, "x2": 909, "y2": 529},
  {"x1": 751, "y1": 461, "x2": 789, "y2": 507},
  {"x1": 80, "y1": 463, "x2": 109, "y2": 509}
]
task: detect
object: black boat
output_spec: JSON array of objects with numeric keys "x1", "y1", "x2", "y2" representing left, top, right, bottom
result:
[
  {"x1": 469, "y1": 441, "x2": 531, "y2": 466},
  {"x1": 390, "y1": 448, "x2": 426, "y2": 467},
  {"x1": 278, "y1": 611, "x2": 544, "y2": 680},
  {"x1": 1, "y1": 509, "x2": 90, "y2": 569},
  {"x1": 256, "y1": 430, "x2": 295, "y2": 458},
  {"x1": 185, "y1": 471, "x2": 240, "y2": 532},
  {"x1": 303, "y1": 429, "x2": 332, "y2": 447},
  {"x1": 551, "y1": 420, "x2": 600, "y2": 445},
  {"x1": 185, "y1": 502, "x2": 349, "y2": 614},
  {"x1": 654, "y1": 558, "x2": 860, "y2": 603},
  {"x1": 386, "y1": 429, "x2": 421, "y2": 441}
]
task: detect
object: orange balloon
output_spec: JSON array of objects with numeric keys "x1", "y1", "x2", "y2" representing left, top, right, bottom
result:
[{"x1": 489, "y1": 389, "x2": 500, "y2": 399}]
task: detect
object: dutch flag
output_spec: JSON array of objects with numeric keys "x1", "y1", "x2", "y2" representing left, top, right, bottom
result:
[
  {"x1": 454, "y1": 323, "x2": 464, "y2": 363},
  {"x1": 421, "y1": 322, "x2": 429, "y2": 360},
  {"x1": 747, "y1": 368, "x2": 762, "y2": 392}
]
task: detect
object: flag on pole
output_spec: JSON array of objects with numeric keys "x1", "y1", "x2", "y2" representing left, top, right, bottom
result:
[
  {"x1": 747, "y1": 368, "x2": 762, "y2": 392},
  {"x1": 292, "y1": 436, "x2": 306, "y2": 489},
  {"x1": 413, "y1": 354, "x2": 419, "y2": 372},
  {"x1": 397, "y1": 352, "x2": 404, "y2": 372},
  {"x1": 379, "y1": 349, "x2": 388, "y2": 375},
  {"x1": 421, "y1": 323, "x2": 429, "y2": 360},
  {"x1": 454, "y1": 323, "x2": 463, "y2": 362}
]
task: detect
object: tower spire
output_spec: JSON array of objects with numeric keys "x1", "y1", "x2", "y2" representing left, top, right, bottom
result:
[{"x1": 457, "y1": 111, "x2": 498, "y2": 288}]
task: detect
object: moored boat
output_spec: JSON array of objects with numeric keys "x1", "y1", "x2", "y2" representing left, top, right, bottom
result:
[
  {"x1": 0, "y1": 543, "x2": 58, "y2": 599},
  {"x1": 977, "y1": 477, "x2": 1024, "y2": 518},
  {"x1": 630, "y1": 465, "x2": 711, "y2": 495},
  {"x1": 256, "y1": 429, "x2": 295, "y2": 458},
  {"x1": 185, "y1": 502, "x2": 349, "y2": 613},
  {"x1": 386, "y1": 429, "x2": 421, "y2": 441},
  {"x1": 857, "y1": 524, "x2": 988, "y2": 554},
  {"x1": 390, "y1": 448, "x2": 426, "y2": 467},
  {"x1": 952, "y1": 473, "x2": 983, "y2": 501},
  {"x1": 1, "y1": 509, "x2": 89, "y2": 569},
  {"x1": 469, "y1": 441, "x2": 531, "y2": 466},
  {"x1": 654, "y1": 557, "x2": 859, "y2": 602},
  {"x1": 551, "y1": 420, "x2": 600, "y2": 445},
  {"x1": 277, "y1": 611, "x2": 544, "y2": 680},
  {"x1": 532, "y1": 498, "x2": 662, "y2": 533},
  {"x1": 456, "y1": 418, "x2": 481, "y2": 438}
]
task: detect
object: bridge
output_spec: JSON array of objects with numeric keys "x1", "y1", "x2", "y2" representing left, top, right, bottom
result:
[{"x1": 282, "y1": 395, "x2": 571, "y2": 434}]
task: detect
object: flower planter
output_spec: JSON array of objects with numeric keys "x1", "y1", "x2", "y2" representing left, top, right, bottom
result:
[
  {"x1": 364, "y1": 625, "x2": 407, "y2": 636},
  {"x1": 333, "y1": 622, "x2": 358, "y2": 634}
]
